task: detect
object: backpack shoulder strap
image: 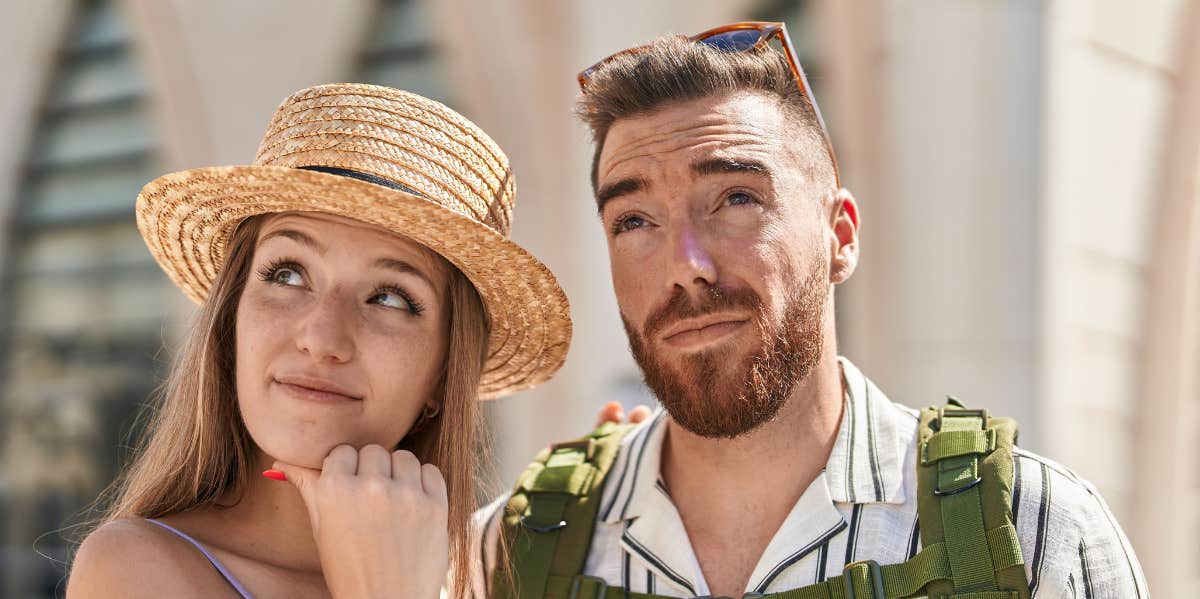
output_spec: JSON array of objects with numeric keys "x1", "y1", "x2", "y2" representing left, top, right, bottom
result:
[
  {"x1": 491, "y1": 421, "x2": 634, "y2": 599},
  {"x1": 912, "y1": 398, "x2": 1030, "y2": 598},
  {"x1": 755, "y1": 400, "x2": 1032, "y2": 599},
  {"x1": 495, "y1": 401, "x2": 1031, "y2": 599}
]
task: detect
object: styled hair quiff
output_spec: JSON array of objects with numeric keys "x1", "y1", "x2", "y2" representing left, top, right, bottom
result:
[
  {"x1": 88, "y1": 215, "x2": 490, "y2": 597},
  {"x1": 577, "y1": 34, "x2": 835, "y2": 193}
]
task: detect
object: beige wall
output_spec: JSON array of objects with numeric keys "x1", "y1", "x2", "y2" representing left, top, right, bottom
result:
[
  {"x1": 1128, "y1": 0, "x2": 1200, "y2": 593},
  {"x1": 822, "y1": 0, "x2": 1045, "y2": 446},
  {"x1": 1040, "y1": 0, "x2": 1184, "y2": 514},
  {"x1": 824, "y1": 1, "x2": 1200, "y2": 593}
]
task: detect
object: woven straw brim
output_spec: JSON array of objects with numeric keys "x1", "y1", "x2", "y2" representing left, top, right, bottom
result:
[{"x1": 136, "y1": 165, "x2": 571, "y2": 399}]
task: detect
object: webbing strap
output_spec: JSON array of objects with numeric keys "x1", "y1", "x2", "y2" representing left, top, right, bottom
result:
[
  {"x1": 495, "y1": 422, "x2": 632, "y2": 599},
  {"x1": 496, "y1": 402, "x2": 1029, "y2": 599},
  {"x1": 922, "y1": 429, "x2": 996, "y2": 464},
  {"x1": 550, "y1": 525, "x2": 1023, "y2": 599},
  {"x1": 936, "y1": 412, "x2": 999, "y2": 592}
]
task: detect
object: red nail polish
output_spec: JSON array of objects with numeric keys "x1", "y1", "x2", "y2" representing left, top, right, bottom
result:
[{"x1": 262, "y1": 469, "x2": 287, "y2": 482}]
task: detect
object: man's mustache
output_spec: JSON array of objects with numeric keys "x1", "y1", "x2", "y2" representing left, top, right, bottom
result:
[{"x1": 642, "y1": 285, "x2": 762, "y2": 340}]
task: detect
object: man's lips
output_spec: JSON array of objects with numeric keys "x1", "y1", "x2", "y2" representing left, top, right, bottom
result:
[
  {"x1": 274, "y1": 374, "x2": 362, "y2": 403},
  {"x1": 659, "y1": 316, "x2": 750, "y2": 349}
]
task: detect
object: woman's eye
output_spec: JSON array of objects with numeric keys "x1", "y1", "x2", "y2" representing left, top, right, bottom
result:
[
  {"x1": 612, "y1": 214, "x2": 648, "y2": 235},
  {"x1": 271, "y1": 268, "x2": 304, "y2": 286},
  {"x1": 258, "y1": 262, "x2": 306, "y2": 287},
  {"x1": 369, "y1": 288, "x2": 424, "y2": 315}
]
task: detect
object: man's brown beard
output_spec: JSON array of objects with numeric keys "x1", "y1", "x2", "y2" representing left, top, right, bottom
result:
[{"x1": 622, "y1": 258, "x2": 828, "y2": 439}]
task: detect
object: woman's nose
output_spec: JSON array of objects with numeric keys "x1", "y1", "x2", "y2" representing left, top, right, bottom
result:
[{"x1": 294, "y1": 293, "x2": 355, "y2": 363}]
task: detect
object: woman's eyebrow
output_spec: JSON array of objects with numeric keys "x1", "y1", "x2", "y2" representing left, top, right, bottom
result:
[
  {"x1": 374, "y1": 257, "x2": 436, "y2": 289},
  {"x1": 258, "y1": 228, "x2": 326, "y2": 253}
]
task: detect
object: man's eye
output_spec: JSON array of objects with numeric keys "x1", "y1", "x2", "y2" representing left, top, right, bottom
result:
[
  {"x1": 613, "y1": 214, "x2": 648, "y2": 235},
  {"x1": 726, "y1": 191, "x2": 757, "y2": 206}
]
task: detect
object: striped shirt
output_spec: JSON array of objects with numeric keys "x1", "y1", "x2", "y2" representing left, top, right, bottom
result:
[{"x1": 472, "y1": 357, "x2": 1148, "y2": 598}]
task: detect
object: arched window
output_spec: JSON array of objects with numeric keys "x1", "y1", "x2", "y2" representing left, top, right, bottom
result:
[
  {"x1": 358, "y1": 0, "x2": 452, "y2": 104},
  {"x1": 0, "y1": 1, "x2": 172, "y2": 595}
]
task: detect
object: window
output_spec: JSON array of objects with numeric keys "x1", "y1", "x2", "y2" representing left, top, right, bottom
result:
[
  {"x1": 358, "y1": 0, "x2": 452, "y2": 104},
  {"x1": 0, "y1": 1, "x2": 172, "y2": 596}
]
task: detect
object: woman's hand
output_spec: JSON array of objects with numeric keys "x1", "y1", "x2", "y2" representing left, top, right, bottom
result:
[
  {"x1": 271, "y1": 445, "x2": 447, "y2": 599},
  {"x1": 594, "y1": 401, "x2": 652, "y2": 428}
]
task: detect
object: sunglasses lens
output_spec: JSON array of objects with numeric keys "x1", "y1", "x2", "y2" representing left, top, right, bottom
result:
[{"x1": 699, "y1": 29, "x2": 765, "y2": 52}]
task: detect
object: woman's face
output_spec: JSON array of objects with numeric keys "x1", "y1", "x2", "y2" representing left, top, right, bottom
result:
[{"x1": 236, "y1": 211, "x2": 450, "y2": 468}]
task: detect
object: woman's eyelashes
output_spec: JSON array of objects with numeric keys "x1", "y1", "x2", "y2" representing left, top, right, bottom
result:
[
  {"x1": 257, "y1": 257, "x2": 306, "y2": 287},
  {"x1": 368, "y1": 286, "x2": 425, "y2": 315},
  {"x1": 256, "y1": 257, "x2": 425, "y2": 315}
]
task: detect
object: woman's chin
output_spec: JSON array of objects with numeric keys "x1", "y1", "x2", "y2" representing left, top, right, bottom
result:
[{"x1": 257, "y1": 437, "x2": 353, "y2": 470}]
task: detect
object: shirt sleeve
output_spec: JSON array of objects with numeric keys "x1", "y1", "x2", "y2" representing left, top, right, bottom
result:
[
  {"x1": 1014, "y1": 451, "x2": 1149, "y2": 598},
  {"x1": 1061, "y1": 484, "x2": 1149, "y2": 598}
]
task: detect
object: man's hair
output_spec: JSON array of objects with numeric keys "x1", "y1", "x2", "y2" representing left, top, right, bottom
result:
[{"x1": 576, "y1": 34, "x2": 835, "y2": 193}]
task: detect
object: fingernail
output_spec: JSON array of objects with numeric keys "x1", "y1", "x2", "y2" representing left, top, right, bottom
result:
[{"x1": 262, "y1": 469, "x2": 287, "y2": 482}]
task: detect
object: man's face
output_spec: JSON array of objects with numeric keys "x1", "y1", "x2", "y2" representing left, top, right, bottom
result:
[{"x1": 596, "y1": 91, "x2": 856, "y2": 438}]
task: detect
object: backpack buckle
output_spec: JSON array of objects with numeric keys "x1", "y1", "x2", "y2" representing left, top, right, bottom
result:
[
  {"x1": 519, "y1": 514, "x2": 567, "y2": 533},
  {"x1": 569, "y1": 575, "x2": 608, "y2": 599},
  {"x1": 938, "y1": 405, "x2": 988, "y2": 425},
  {"x1": 933, "y1": 474, "x2": 983, "y2": 496},
  {"x1": 843, "y1": 559, "x2": 885, "y2": 599}
]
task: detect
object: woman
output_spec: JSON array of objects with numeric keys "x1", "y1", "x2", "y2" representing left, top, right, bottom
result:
[{"x1": 66, "y1": 83, "x2": 571, "y2": 598}]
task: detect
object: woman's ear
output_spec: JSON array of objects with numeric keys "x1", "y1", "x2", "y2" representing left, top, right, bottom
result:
[{"x1": 829, "y1": 188, "x2": 860, "y2": 285}]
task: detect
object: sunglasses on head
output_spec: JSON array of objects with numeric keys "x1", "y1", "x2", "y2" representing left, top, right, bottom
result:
[{"x1": 578, "y1": 21, "x2": 840, "y2": 187}]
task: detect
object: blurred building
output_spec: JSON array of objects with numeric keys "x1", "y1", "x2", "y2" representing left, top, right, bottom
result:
[{"x1": 0, "y1": 0, "x2": 1195, "y2": 596}]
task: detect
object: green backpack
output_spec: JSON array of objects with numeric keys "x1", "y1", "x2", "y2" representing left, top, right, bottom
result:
[{"x1": 492, "y1": 400, "x2": 1031, "y2": 599}]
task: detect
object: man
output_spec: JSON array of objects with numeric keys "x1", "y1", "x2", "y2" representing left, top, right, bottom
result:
[{"x1": 474, "y1": 24, "x2": 1147, "y2": 598}]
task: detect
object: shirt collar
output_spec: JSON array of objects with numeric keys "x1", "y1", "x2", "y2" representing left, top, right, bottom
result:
[
  {"x1": 596, "y1": 357, "x2": 912, "y2": 595},
  {"x1": 824, "y1": 357, "x2": 909, "y2": 504},
  {"x1": 601, "y1": 356, "x2": 908, "y2": 527}
]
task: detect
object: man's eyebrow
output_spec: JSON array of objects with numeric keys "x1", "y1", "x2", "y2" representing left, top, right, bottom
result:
[
  {"x1": 691, "y1": 157, "x2": 771, "y2": 177},
  {"x1": 595, "y1": 176, "x2": 649, "y2": 215},
  {"x1": 258, "y1": 228, "x2": 326, "y2": 253},
  {"x1": 373, "y1": 257, "x2": 436, "y2": 289}
]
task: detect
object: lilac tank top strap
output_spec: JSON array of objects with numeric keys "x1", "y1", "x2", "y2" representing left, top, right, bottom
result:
[{"x1": 145, "y1": 518, "x2": 255, "y2": 599}]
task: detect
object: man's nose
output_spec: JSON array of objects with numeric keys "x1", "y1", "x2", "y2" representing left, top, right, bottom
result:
[{"x1": 666, "y1": 222, "x2": 717, "y2": 293}]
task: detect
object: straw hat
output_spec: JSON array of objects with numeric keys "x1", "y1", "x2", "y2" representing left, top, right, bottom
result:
[{"x1": 136, "y1": 83, "x2": 570, "y2": 399}]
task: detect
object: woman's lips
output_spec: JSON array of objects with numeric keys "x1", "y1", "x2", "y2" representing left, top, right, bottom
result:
[{"x1": 273, "y1": 375, "x2": 361, "y2": 403}]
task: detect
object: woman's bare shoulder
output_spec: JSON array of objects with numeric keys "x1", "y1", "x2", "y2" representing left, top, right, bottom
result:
[{"x1": 67, "y1": 518, "x2": 234, "y2": 599}]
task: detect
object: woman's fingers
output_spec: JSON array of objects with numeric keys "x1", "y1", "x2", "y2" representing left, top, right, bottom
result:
[
  {"x1": 390, "y1": 450, "x2": 422, "y2": 487},
  {"x1": 322, "y1": 444, "x2": 359, "y2": 475},
  {"x1": 595, "y1": 401, "x2": 625, "y2": 428},
  {"x1": 595, "y1": 401, "x2": 652, "y2": 427},
  {"x1": 628, "y1": 405, "x2": 652, "y2": 424},
  {"x1": 357, "y1": 444, "x2": 392, "y2": 478},
  {"x1": 420, "y1": 463, "x2": 448, "y2": 503}
]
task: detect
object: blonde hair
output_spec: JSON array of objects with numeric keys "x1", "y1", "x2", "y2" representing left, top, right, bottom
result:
[{"x1": 92, "y1": 215, "x2": 489, "y2": 595}]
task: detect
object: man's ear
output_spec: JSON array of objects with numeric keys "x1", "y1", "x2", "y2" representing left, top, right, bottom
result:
[{"x1": 829, "y1": 188, "x2": 860, "y2": 285}]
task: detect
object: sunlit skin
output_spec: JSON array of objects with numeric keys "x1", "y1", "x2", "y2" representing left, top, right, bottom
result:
[
  {"x1": 596, "y1": 91, "x2": 860, "y2": 597},
  {"x1": 68, "y1": 212, "x2": 454, "y2": 599},
  {"x1": 237, "y1": 211, "x2": 450, "y2": 469}
]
